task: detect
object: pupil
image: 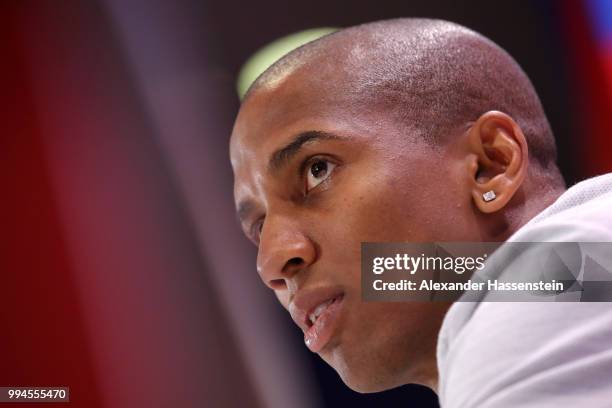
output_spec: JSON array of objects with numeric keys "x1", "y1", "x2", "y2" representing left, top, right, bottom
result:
[{"x1": 311, "y1": 161, "x2": 327, "y2": 178}]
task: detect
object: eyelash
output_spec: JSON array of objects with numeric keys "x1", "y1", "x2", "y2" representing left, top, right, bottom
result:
[
  {"x1": 300, "y1": 155, "x2": 338, "y2": 194},
  {"x1": 251, "y1": 218, "x2": 264, "y2": 245}
]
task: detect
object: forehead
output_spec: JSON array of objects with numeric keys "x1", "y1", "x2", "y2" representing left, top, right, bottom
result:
[
  {"x1": 231, "y1": 69, "x2": 368, "y2": 175},
  {"x1": 232, "y1": 68, "x2": 349, "y2": 147}
]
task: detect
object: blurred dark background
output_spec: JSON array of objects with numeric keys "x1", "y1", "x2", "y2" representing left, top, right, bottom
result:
[{"x1": 3, "y1": 0, "x2": 611, "y2": 407}]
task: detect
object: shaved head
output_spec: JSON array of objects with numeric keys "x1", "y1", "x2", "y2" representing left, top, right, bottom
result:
[
  {"x1": 231, "y1": 18, "x2": 566, "y2": 393},
  {"x1": 246, "y1": 18, "x2": 560, "y2": 176}
]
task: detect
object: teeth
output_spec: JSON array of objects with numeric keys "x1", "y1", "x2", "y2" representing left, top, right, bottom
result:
[{"x1": 308, "y1": 299, "x2": 333, "y2": 325}]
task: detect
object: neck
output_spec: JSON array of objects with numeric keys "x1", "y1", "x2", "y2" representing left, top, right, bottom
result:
[
  {"x1": 487, "y1": 179, "x2": 565, "y2": 242},
  {"x1": 513, "y1": 180, "x2": 564, "y2": 235}
]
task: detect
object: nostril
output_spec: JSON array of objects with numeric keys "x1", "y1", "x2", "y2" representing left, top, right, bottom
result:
[
  {"x1": 287, "y1": 257, "x2": 303, "y2": 266},
  {"x1": 269, "y1": 279, "x2": 287, "y2": 290},
  {"x1": 283, "y1": 257, "x2": 304, "y2": 275}
]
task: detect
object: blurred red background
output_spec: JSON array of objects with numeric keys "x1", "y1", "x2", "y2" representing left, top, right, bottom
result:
[{"x1": 2, "y1": 0, "x2": 611, "y2": 407}]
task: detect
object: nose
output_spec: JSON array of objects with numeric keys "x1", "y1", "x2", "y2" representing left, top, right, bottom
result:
[{"x1": 256, "y1": 216, "x2": 316, "y2": 292}]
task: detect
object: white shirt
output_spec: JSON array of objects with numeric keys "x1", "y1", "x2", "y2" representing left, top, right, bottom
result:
[{"x1": 437, "y1": 173, "x2": 612, "y2": 407}]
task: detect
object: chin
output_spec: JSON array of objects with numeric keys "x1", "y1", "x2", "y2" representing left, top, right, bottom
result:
[
  {"x1": 335, "y1": 364, "x2": 407, "y2": 394},
  {"x1": 323, "y1": 347, "x2": 411, "y2": 394},
  {"x1": 342, "y1": 376, "x2": 394, "y2": 394}
]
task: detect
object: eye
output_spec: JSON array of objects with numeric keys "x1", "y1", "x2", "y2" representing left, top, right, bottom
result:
[
  {"x1": 250, "y1": 219, "x2": 264, "y2": 245},
  {"x1": 305, "y1": 158, "x2": 337, "y2": 192}
]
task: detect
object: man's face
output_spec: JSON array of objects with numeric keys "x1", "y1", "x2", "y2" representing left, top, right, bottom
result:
[{"x1": 230, "y1": 67, "x2": 479, "y2": 392}]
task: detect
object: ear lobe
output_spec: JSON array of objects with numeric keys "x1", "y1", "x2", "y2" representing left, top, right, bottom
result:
[{"x1": 467, "y1": 111, "x2": 528, "y2": 214}]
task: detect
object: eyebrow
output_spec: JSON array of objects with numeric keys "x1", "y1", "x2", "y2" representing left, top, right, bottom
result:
[{"x1": 268, "y1": 130, "x2": 343, "y2": 173}]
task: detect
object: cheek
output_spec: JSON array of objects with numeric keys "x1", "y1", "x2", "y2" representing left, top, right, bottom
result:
[
  {"x1": 308, "y1": 153, "x2": 471, "y2": 284},
  {"x1": 333, "y1": 175, "x2": 433, "y2": 242},
  {"x1": 307, "y1": 171, "x2": 433, "y2": 287},
  {"x1": 341, "y1": 159, "x2": 473, "y2": 242}
]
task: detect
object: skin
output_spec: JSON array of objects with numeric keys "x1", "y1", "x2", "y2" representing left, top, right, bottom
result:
[{"x1": 230, "y1": 58, "x2": 563, "y2": 393}]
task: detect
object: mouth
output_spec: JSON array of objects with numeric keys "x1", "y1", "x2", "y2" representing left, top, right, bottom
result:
[{"x1": 290, "y1": 289, "x2": 345, "y2": 353}]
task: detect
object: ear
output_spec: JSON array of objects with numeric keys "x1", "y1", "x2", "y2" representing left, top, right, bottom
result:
[{"x1": 467, "y1": 111, "x2": 528, "y2": 213}]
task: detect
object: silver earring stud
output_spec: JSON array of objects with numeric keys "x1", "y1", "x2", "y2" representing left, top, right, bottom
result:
[{"x1": 483, "y1": 190, "x2": 496, "y2": 202}]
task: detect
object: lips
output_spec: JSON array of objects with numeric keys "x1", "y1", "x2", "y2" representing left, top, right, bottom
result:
[{"x1": 289, "y1": 287, "x2": 345, "y2": 353}]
